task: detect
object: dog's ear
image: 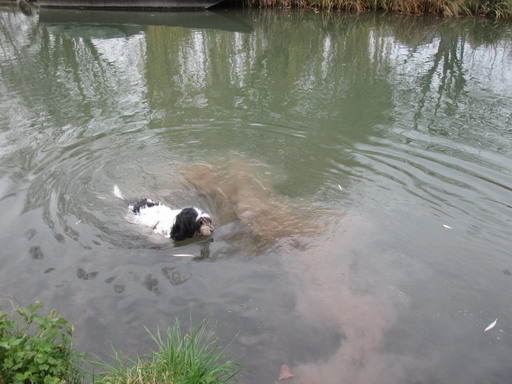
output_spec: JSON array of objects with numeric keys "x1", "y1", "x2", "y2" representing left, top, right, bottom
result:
[{"x1": 170, "y1": 208, "x2": 201, "y2": 242}]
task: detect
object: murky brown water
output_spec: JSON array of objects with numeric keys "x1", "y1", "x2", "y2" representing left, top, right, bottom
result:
[{"x1": 1, "y1": 6, "x2": 511, "y2": 384}]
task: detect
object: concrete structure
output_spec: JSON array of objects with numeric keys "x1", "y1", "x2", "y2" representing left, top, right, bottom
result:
[{"x1": 36, "y1": 0, "x2": 225, "y2": 10}]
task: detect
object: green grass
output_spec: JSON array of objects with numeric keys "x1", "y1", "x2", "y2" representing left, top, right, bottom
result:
[{"x1": 90, "y1": 319, "x2": 242, "y2": 384}]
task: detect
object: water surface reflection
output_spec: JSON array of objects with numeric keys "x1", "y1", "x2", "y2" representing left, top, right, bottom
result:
[{"x1": 0, "y1": 8, "x2": 511, "y2": 384}]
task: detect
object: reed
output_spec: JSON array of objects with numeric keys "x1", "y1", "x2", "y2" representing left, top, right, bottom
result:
[{"x1": 239, "y1": 0, "x2": 512, "y2": 18}]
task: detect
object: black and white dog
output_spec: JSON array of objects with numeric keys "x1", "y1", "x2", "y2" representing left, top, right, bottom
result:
[{"x1": 113, "y1": 185, "x2": 214, "y2": 242}]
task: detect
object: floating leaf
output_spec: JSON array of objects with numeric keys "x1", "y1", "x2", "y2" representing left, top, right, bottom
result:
[
  {"x1": 484, "y1": 318, "x2": 497, "y2": 332},
  {"x1": 442, "y1": 224, "x2": 453, "y2": 229},
  {"x1": 171, "y1": 254, "x2": 195, "y2": 257},
  {"x1": 282, "y1": 245, "x2": 292, "y2": 254},
  {"x1": 278, "y1": 364, "x2": 294, "y2": 381}
]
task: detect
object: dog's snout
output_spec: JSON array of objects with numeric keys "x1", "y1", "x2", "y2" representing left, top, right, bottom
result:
[{"x1": 199, "y1": 224, "x2": 214, "y2": 236}]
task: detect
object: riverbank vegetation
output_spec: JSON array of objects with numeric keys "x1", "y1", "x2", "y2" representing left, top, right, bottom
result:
[
  {"x1": 238, "y1": 0, "x2": 512, "y2": 18},
  {"x1": 91, "y1": 319, "x2": 241, "y2": 384},
  {"x1": 0, "y1": 301, "x2": 82, "y2": 384},
  {"x1": 0, "y1": 301, "x2": 241, "y2": 384}
]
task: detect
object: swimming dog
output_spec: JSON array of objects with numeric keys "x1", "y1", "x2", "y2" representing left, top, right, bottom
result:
[{"x1": 113, "y1": 185, "x2": 214, "y2": 242}]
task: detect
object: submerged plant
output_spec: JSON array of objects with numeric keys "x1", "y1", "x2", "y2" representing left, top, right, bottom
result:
[
  {"x1": 0, "y1": 300, "x2": 83, "y2": 384},
  {"x1": 91, "y1": 318, "x2": 242, "y2": 384}
]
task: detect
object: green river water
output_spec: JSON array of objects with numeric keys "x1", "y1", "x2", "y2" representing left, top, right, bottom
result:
[{"x1": 1, "y1": 7, "x2": 511, "y2": 384}]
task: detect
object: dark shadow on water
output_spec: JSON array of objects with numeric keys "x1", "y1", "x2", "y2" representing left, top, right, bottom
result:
[{"x1": 39, "y1": 8, "x2": 254, "y2": 33}]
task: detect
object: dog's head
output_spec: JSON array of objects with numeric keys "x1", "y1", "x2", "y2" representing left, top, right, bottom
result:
[{"x1": 170, "y1": 207, "x2": 214, "y2": 242}]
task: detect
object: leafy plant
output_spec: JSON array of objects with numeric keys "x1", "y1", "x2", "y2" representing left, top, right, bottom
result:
[
  {"x1": 90, "y1": 318, "x2": 242, "y2": 384},
  {"x1": 0, "y1": 300, "x2": 82, "y2": 384}
]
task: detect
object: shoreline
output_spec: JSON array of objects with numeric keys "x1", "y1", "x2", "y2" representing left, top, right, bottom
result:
[
  {"x1": 2, "y1": 0, "x2": 511, "y2": 19},
  {"x1": 236, "y1": 0, "x2": 511, "y2": 19}
]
